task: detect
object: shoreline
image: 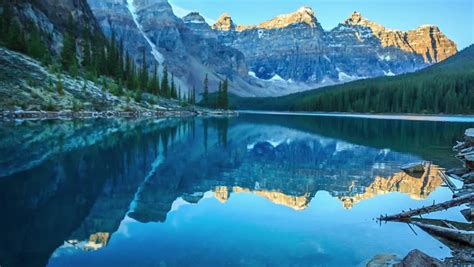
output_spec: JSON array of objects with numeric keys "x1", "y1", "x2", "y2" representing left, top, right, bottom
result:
[
  {"x1": 239, "y1": 110, "x2": 474, "y2": 122},
  {"x1": 0, "y1": 109, "x2": 239, "y2": 121}
]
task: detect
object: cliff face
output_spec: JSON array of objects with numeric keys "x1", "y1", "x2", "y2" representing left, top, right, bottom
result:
[
  {"x1": 85, "y1": 1, "x2": 458, "y2": 96},
  {"x1": 0, "y1": 0, "x2": 460, "y2": 97},
  {"x1": 87, "y1": 0, "x2": 258, "y2": 96},
  {"x1": 345, "y1": 12, "x2": 457, "y2": 63},
  {"x1": 214, "y1": 7, "x2": 329, "y2": 83},
  {"x1": 213, "y1": 7, "x2": 457, "y2": 87},
  {"x1": 1, "y1": 0, "x2": 102, "y2": 54}
]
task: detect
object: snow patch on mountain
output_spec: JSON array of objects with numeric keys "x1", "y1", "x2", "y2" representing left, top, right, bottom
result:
[
  {"x1": 383, "y1": 70, "x2": 395, "y2": 76},
  {"x1": 270, "y1": 74, "x2": 286, "y2": 82},
  {"x1": 378, "y1": 54, "x2": 392, "y2": 61},
  {"x1": 337, "y1": 70, "x2": 356, "y2": 82},
  {"x1": 126, "y1": 0, "x2": 164, "y2": 64},
  {"x1": 169, "y1": 2, "x2": 215, "y2": 24}
]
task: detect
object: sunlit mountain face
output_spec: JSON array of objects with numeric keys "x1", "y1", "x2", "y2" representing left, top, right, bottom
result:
[{"x1": 0, "y1": 114, "x2": 471, "y2": 267}]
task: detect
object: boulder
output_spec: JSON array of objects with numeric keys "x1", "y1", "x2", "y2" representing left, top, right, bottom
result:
[
  {"x1": 465, "y1": 128, "x2": 474, "y2": 143},
  {"x1": 366, "y1": 254, "x2": 400, "y2": 267},
  {"x1": 394, "y1": 249, "x2": 443, "y2": 267}
]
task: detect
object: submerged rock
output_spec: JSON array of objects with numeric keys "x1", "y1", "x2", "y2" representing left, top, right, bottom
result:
[{"x1": 366, "y1": 253, "x2": 400, "y2": 267}]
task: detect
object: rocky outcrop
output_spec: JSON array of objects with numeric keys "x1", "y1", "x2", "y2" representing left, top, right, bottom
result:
[
  {"x1": 86, "y1": 1, "x2": 457, "y2": 96},
  {"x1": 213, "y1": 7, "x2": 457, "y2": 89},
  {"x1": 394, "y1": 249, "x2": 443, "y2": 267},
  {"x1": 2, "y1": 0, "x2": 458, "y2": 97},
  {"x1": 87, "y1": 0, "x2": 260, "y2": 96},
  {"x1": 345, "y1": 12, "x2": 457, "y2": 63},
  {"x1": 214, "y1": 7, "x2": 330, "y2": 85},
  {"x1": 212, "y1": 13, "x2": 235, "y2": 31},
  {"x1": 0, "y1": 47, "x2": 190, "y2": 113},
  {"x1": 2, "y1": 0, "x2": 102, "y2": 55}
]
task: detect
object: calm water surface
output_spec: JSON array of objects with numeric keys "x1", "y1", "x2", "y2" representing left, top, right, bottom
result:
[{"x1": 0, "y1": 114, "x2": 472, "y2": 267}]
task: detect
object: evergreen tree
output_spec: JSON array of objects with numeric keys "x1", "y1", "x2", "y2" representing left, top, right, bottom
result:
[
  {"x1": 27, "y1": 25, "x2": 51, "y2": 65},
  {"x1": 148, "y1": 64, "x2": 160, "y2": 95},
  {"x1": 61, "y1": 33, "x2": 77, "y2": 71},
  {"x1": 115, "y1": 37, "x2": 124, "y2": 78},
  {"x1": 0, "y1": 4, "x2": 12, "y2": 39},
  {"x1": 57, "y1": 77, "x2": 64, "y2": 96},
  {"x1": 124, "y1": 51, "x2": 131, "y2": 83},
  {"x1": 171, "y1": 74, "x2": 177, "y2": 99},
  {"x1": 161, "y1": 65, "x2": 170, "y2": 97},
  {"x1": 83, "y1": 40, "x2": 92, "y2": 70},
  {"x1": 203, "y1": 74, "x2": 209, "y2": 107},
  {"x1": 192, "y1": 85, "x2": 196, "y2": 104},
  {"x1": 7, "y1": 20, "x2": 27, "y2": 53},
  {"x1": 217, "y1": 81, "x2": 223, "y2": 109},
  {"x1": 97, "y1": 41, "x2": 108, "y2": 75},
  {"x1": 222, "y1": 78, "x2": 229, "y2": 110},
  {"x1": 139, "y1": 49, "x2": 148, "y2": 90}
]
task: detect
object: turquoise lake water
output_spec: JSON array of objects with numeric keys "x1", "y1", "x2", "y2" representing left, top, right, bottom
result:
[{"x1": 0, "y1": 113, "x2": 472, "y2": 267}]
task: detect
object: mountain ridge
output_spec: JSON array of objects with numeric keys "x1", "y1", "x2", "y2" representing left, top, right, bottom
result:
[
  {"x1": 229, "y1": 45, "x2": 474, "y2": 114},
  {"x1": 0, "y1": 0, "x2": 462, "y2": 99},
  {"x1": 344, "y1": 11, "x2": 457, "y2": 63}
]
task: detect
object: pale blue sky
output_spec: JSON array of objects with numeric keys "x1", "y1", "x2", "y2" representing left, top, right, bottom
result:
[{"x1": 169, "y1": 0, "x2": 473, "y2": 49}]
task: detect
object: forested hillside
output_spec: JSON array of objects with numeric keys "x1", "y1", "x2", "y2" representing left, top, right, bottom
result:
[
  {"x1": 0, "y1": 2, "x2": 198, "y2": 112},
  {"x1": 233, "y1": 45, "x2": 474, "y2": 114}
]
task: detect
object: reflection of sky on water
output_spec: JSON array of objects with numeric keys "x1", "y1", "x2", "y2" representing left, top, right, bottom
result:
[
  {"x1": 49, "y1": 186, "x2": 464, "y2": 267},
  {"x1": 0, "y1": 114, "x2": 472, "y2": 267}
]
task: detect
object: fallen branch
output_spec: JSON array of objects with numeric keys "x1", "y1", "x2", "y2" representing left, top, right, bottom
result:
[
  {"x1": 380, "y1": 193, "x2": 474, "y2": 221},
  {"x1": 410, "y1": 218, "x2": 473, "y2": 231},
  {"x1": 412, "y1": 222, "x2": 474, "y2": 247},
  {"x1": 439, "y1": 171, "x2": 458, "y2": 192}
]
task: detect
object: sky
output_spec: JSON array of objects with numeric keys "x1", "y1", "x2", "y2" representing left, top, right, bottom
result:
[{"x1": 169, "y1": 0, "x2": 473, "y2": 49}]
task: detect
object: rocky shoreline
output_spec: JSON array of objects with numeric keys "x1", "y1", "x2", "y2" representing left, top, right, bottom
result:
[{"x1": 0, "y1": 109, "x2": 239, "y2": 121}]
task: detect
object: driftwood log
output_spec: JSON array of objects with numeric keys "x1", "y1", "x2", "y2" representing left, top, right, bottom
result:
[
  {"x1": 411, "y1": 222, "x2": 474, "y2": 247},
  {"x1": 380, "y1": 193, "x2": 474, "y2": 221},
  {"x1": 439, "y1": 171, "x2": 458, "y2": 192}
]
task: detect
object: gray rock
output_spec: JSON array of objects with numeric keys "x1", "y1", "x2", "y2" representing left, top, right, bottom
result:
[
  {"x1": 212, "y1": 7, "x2": 458, "y2": 94},
  {"x1": 465, "y1": 128, "x2": 474, "y2": 143},
  {"x1": 213, "y1": 8, "x2": 428, "y2": 86},
  {"x1": 3, "y1": 0, "x2": 102, "y2": 56},
  {"x1": 394, "y1": 249, "x2": 443, "y2": 267},
  {"x1": 87, "y1": 0, "x2": 258, "y2": 97}
]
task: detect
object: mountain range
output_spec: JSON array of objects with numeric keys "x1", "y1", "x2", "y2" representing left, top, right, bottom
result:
[
  {"x1": 1, "y1": 0, "x2": 458, "y2": 98},
  {"x1": 212, "y1": 7, "x2": 456, "y2": 92},
  {"x1": 231, "y1": 44, "x2": 473, "y2": 114}
]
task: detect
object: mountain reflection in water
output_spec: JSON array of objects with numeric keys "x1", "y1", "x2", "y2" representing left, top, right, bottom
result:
[{"x1": 0, "y1": 114, "x2": 471, "y2": 267}]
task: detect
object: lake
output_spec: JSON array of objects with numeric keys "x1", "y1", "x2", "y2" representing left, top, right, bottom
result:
[{"x1": 0, "y1": 113, "x2": 473, "y2": 267}]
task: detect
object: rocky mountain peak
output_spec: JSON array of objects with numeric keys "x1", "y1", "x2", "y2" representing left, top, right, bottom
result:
[
  {"x1": 212, "y1": 13, "x2": 235, "y2": 31},
  {"x1": 296, "y1": 6, "x2": 316, "y2": 18},
  {"x1": 342, "y1": 11, "x2": 457, "y2": 63},
  {"x1": 346, "y1": 11, "x2": 363, "y2": 24},
  {"x1": 344, "y1": 11, "x2": 386, "y2": 32},
  {"x1": 183, "y1": 12, "x2": 207, "y2": 24},
  {"x1": 256, "y1": 6, "x2": 317, "y2": 29}
]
